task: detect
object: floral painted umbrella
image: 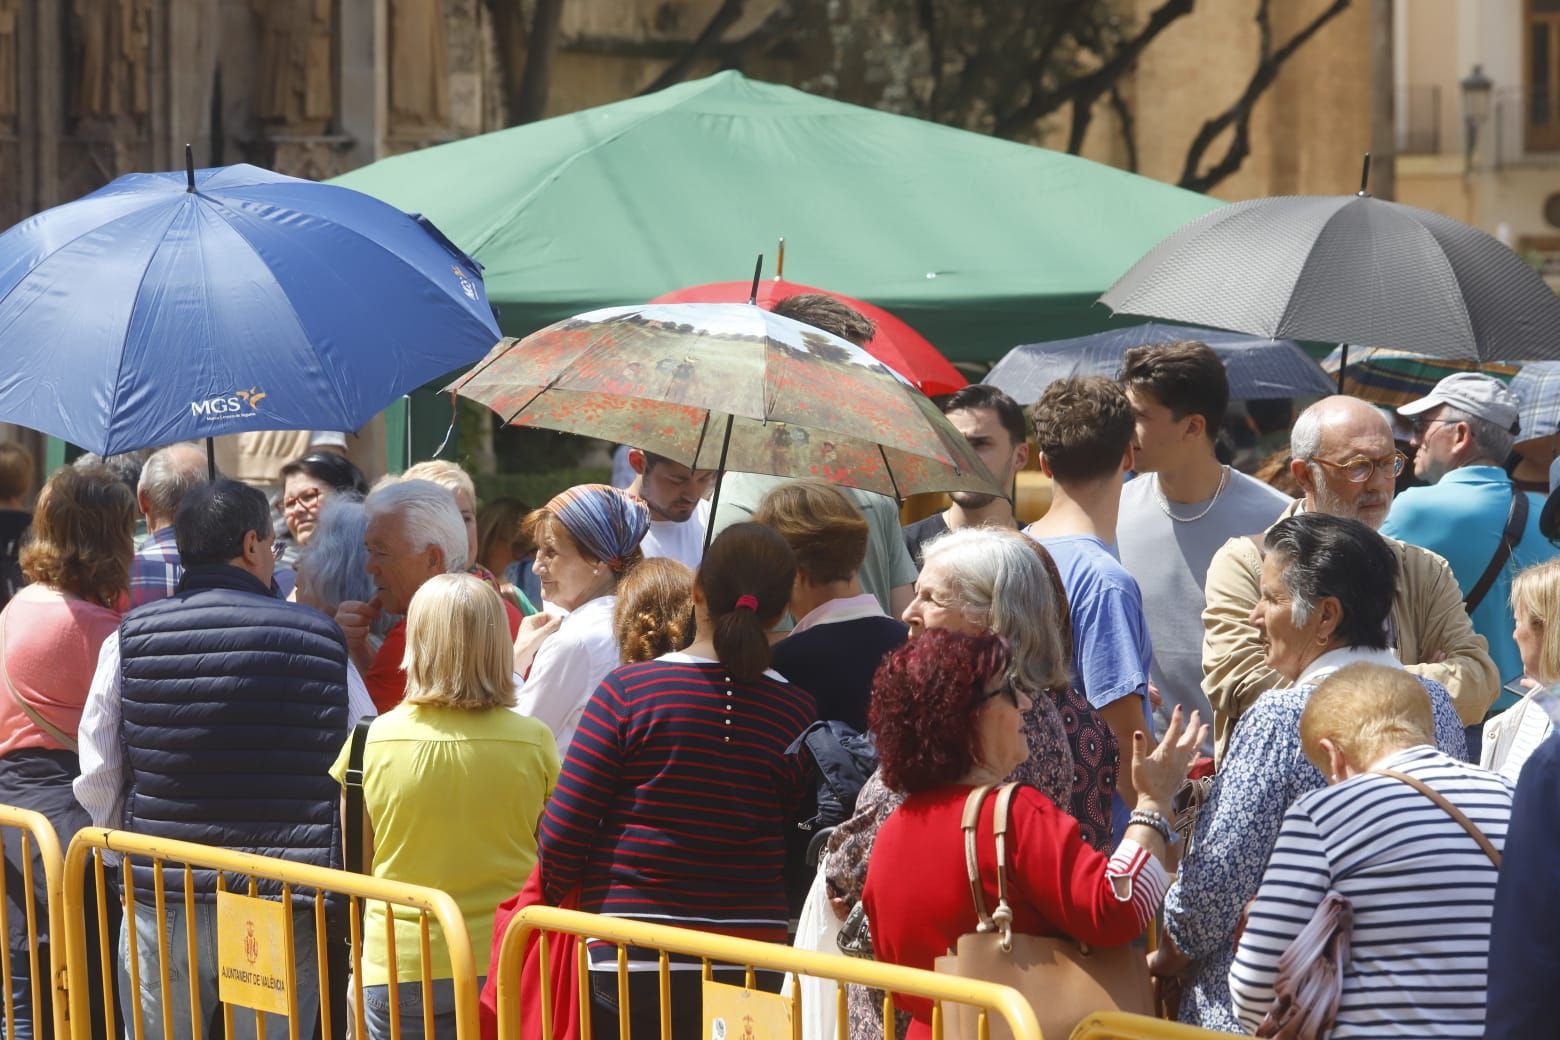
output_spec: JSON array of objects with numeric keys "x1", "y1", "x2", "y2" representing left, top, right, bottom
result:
[{"x1": 450, "y1": 303, "x2": 1001, "y2": 513}]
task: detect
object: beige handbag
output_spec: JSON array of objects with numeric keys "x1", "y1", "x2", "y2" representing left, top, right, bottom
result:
[{"x1": 934, "y1": 783, "x2": 1154, "y2": 1040}]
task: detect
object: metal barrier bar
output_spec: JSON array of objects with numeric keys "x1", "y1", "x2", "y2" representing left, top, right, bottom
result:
[
  {"x1": 496, "y1": 904, "x2": 1043, "y2": 1040},
  {"x1": 61, "y1": 828, "x2": 479, "y2": 1040},
  {"x1": 1070, "y1": 1011, "x2": 1236, "y2": 1039},
  {"x1": 0, "y1": 805, "x2": 66, "y2": 1040}
]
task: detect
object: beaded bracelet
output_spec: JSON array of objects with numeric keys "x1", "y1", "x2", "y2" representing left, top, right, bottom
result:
[{"x1": 1127, "y1": 809, "x2": 1174, "y2": 845}]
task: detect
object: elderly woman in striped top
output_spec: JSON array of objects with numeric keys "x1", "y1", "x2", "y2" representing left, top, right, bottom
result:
[{"x1": 1230, "y1": 662, "x2": 1512, "y2": 1038}]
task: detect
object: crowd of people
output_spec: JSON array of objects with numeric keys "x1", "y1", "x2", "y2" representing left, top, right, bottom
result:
[{"x1": 0, "y1": 295, "x2": 1556, "y2": 1040}]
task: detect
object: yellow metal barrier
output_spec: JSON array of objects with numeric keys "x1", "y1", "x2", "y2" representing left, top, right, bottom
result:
[
  {"x1": 0, "y1": 805, "x2": 66, "y2": 1040},
  {"x1": 1070, "y1": 1011, "x2": 1235, "y2": 1040},
  {"x1": 497, "y1": 904, "x2": 1044, "y2": 1040},
  {"x1": 61, "y1": 828, "x2": 479, "y2": 1040}
]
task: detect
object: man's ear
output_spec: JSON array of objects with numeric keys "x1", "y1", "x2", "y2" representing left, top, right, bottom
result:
[
  {"x1": 1290, "y1": 457, "x2": 1314, "y2": 494},
  {"x1": 1036, "y1": 452, "x2": 1054, "y2": 479},
  {"x1": 1184, "y1": 413, "x2": 1207, "y2": 441},
  {"x1": 627, "y1": 448, "x2": 647, "y2": 476},
  {"x1": 1120, "y1": 442, "x2": 1136, "y2": 474},
  {"x1": 1012, "y1": 441, "x2": 1031, "y2": 472}
]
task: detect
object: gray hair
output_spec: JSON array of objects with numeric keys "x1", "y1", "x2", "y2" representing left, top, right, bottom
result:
[
  {"x1": 920, "y1": 527, "x2": 1070, "y2": 694},
  {"x1": 1438, "y1": 406, "x2": 1516, "y2": 465},
  {"x1": 1290, "y1": 408, "x2": 1323, "y2": 462},
  {"x1": 363, "y1": 478, "x2": 468, "y2": 573},
  {"x1": 296, "y1": 496, "x2": 387, "y2": 636},
  {"x1": 137, "y1": 443, "x2": 209, "y2": 520}
]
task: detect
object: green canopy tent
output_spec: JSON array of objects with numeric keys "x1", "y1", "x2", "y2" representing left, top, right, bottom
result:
[{"x1": 333, "y1": 71, "x2": 1221, "y2": 364}]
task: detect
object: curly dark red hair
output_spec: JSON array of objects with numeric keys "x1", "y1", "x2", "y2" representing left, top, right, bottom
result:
[{"x1": 869, "y1": 629, "x2": 1012, "y2": 793}]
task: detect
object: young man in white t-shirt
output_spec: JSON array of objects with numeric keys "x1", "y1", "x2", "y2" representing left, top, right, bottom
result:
[
  {"x1": 625, "y1": 448, "x2": 717, "y2": 569},
  {"x1": 1115, "y1": 341, "x2": 1290, "y2": 752}
]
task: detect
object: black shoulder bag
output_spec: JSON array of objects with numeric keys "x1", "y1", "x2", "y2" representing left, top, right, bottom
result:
[
  {"x1": 342, "y1": 719, "x2": 374, "y2": 874},
  {"x1": 1464, "y1": 489, "x2": 1528, "y2": 613}
]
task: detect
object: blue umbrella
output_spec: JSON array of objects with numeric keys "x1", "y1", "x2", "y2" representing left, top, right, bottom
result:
[
  {"x1": 0, "y1": 157, "x2": 501, "y2": 456},
  {"x1": 1511, "y1": 362, "x2": 1560, "y2": 445},
  {"x1": 985, "y1": 322, "x2": 1335, "y2": 404}
]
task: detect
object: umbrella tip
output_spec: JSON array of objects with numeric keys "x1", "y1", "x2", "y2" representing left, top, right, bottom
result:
[
  {"x1": 185, "y1": 143, "x2": 195, "y2": 193},
  {"x1": 749, "y1": 253, "x2": 763, "y2": 306},
  {"x1": 775, "y1": 237, "x2": 785, "y2": 281},
  {"x1": 1358, "y1": 152, "x2": 1371, "y2": 197}
]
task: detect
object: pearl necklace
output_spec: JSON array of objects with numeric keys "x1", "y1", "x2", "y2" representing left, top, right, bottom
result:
[{"x1": 1153, "y1": 465, "x2": 1229, "y2": 523}]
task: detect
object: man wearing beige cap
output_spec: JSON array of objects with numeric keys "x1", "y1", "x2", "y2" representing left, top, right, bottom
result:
[{"x1": 1384, "y1": 372, "x2": 1558, "y2": 741}]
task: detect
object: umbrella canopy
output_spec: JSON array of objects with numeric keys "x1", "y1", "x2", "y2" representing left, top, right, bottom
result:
[
  {"x1": 450, "y1": 303, "x2": 1001, "y2": 501},
  {"x1": 0, "y1": 162, "x2": 501, "y2": 455},
  {"x1": 986, "y1": 322, "x2": 1334, "y2": 404},
  {"x1": 1511, "y1": 362, "x2": 1560, "y2": 446},
  {"x1": 332, "y1": 71, "x2": 1219, "y2": 364},
  {"x1": 1318, "y1": 347, "x2": 1520, "y2": 408},
  {"x1": 1100, "y1": 193, "x2": 1560, "y2": 363},
  {"x1": 649, "y1": 276, "x2": 966, "y2": 397}
]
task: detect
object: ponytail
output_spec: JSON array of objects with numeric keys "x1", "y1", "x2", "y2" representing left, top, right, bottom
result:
[{"x1": 698, "y1": 523, "x2": 796, "y2": 683}]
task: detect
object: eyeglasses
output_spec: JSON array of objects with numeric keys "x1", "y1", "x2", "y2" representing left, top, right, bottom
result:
[
  {"x1": 270, "y1": 538, "x2": 287, "y2": 562},
  {"x1": 1410, "y1": 416, "x2": 1460, "y2": 436},
  {"x1": 983, "y1": 681, "x2": 1021, "y2": 708},
  {"x1": 283, "y1": 487, "x2": 325, "y2": 513},
  {"x1": 1308, "y1": 451, "x2": 1407, "y2": 484}
]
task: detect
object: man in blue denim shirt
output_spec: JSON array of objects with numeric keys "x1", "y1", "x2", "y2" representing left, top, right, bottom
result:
[{"x1": 1384, "y1": 374, "x2": 1559, "y2": 744}]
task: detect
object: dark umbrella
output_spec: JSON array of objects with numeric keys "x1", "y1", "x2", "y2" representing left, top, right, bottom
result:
[
  {"x1": 1099, "y1": 164, "x2": 1560, "y2": 366},
  {"x1": 986, "y1": 322, "x2": 1334, "y2": 404}
]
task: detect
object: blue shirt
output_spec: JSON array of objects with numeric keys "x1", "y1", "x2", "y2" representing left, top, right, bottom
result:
[
  {"x1": 1382, "y1": 466, "x2": 1559, "y2": 705},
  {"x1": 1029, "y1": 532, "x2": 1153, "y2": 843}
]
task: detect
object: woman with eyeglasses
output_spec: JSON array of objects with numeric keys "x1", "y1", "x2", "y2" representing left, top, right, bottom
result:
[
  {"x1": 276, "y1": 452, "x2": 370, "y2": 569},
  {"x1": 861, "y1": 629, "x2": 1203, "y2": 1040}
]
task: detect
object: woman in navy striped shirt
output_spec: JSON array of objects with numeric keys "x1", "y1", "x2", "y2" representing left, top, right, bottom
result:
[
  {"x1": 1230, "y1": 662, "x2": 1513, "y2": 1038},
  {"x1": 537, "y1": 522, "x2": 817, "y2": 1040}
]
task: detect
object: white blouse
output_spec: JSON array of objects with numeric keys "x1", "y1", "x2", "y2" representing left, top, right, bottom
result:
[{"x1": 514, "y1": 595, "x2": 621, "y2": 755}]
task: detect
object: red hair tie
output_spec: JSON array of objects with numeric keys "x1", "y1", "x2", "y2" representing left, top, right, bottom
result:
[{"x1": 734, "y1": 594, "x2": 759, "y2": 612}]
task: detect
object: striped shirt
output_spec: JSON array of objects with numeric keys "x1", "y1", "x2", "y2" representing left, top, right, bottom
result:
[
  {"x1": 537, "y1": 652, "x2": 817, "y2": 968},
  {"x1": 1229, "y1": 746, "x2": 1513, "y2": 1038}
]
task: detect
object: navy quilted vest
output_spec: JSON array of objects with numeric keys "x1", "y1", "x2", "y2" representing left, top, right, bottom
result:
[{"x1": 118, "y1": 565, "x2": 348, "y2": 897}]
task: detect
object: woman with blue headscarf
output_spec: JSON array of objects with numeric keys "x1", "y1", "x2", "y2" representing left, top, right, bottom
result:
[{"x1": 514, "y1": 484, "x2": 650, "y2": 754}]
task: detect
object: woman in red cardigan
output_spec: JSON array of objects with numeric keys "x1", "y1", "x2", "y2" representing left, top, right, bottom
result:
[{"x1": 861, "y1": 630, "x2": 1205, "y2": 1039}]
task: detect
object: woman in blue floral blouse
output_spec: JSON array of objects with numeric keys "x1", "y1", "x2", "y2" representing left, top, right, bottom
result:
[{"x1": 1150, "y1": 513, "x2": 1467, "y2": 1033}]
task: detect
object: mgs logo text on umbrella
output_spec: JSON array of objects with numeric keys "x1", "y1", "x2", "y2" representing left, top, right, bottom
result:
[{"x1": 0, "y1": 160, "x2": 502, "y2": 456}]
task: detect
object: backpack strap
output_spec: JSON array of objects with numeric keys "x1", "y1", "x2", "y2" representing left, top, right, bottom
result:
[
  {"x1": 1465, "y1": 489, "x2": 1528, "y2": 613},
  {"x1": 342, "y1": 719, "x2": 374, "y2": 873}
]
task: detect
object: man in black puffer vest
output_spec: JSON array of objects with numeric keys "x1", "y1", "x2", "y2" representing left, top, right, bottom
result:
[{"x1": 74, "y1": 478, "x2": 347, "y2": 1040}]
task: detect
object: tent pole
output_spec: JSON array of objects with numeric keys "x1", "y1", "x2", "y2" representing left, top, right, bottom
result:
[
  {"x1": 205, "y1": 436, "x2": 216, "y2": 480},
  {"x1": 1337, "y1": 343, "x2": 1349, "y2": 394}
]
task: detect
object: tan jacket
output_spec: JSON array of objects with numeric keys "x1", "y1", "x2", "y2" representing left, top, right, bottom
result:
[{"x1": 1201, "y1": 500, "x2": 1498, "y2": 760}]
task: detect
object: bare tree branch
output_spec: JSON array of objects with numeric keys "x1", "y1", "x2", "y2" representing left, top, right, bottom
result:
[
  {"x1": 514, "y1": 0, "x2": 568, "y2": 123},
  {"x1": 637, "y1": 0, "x2": 745, "y2": 96},
  {"x1": 1177, "y1": 0, "x2": 1351, "y2": 193},
  {"x1": 1108, "y1": 84, "x2": 1139, "y2": 171},
  {"x1": 992, "y1": 0, "x2": 1193, "y2": 140}
]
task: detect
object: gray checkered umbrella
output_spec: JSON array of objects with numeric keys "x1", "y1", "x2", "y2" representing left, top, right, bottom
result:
[
  {"x1": 1512, "y1": 362, "x2": 1560, "y2": 445},
  {"x1": 986, "y1": 322, "x2": 1334, "y2": 404},
  {"x1": 1100, "y1": 193, "x2": 1560, "y2": 363}
]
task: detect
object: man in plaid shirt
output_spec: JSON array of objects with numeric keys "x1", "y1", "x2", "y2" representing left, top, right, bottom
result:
[{"x1": 129, "y1": 444, "x2": 209, "y2": 609}]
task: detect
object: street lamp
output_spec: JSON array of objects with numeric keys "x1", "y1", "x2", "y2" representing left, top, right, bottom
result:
[{"x1": 1461, "y1": 64, "x2": 1493, "y2": 168}]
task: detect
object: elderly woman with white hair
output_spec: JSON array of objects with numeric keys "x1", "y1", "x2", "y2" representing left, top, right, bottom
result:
[
  {"x1": 822, "y1": 526, "x2": 1117, "y2": 1040},
  {"x1": 335, "y1": 479, "x2": 473, "y2": 714},
  {"x1": 1229, "y1": 662, "x2": 1511, "y2": 1039},
  {"x1": 331, "y1": 573, "x2": 558, "y2": 1040}
]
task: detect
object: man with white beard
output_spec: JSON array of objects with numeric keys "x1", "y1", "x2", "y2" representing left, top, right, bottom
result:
[{"x1": 1199, "y1": 395, "x2": 1497, "y2": 760}]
